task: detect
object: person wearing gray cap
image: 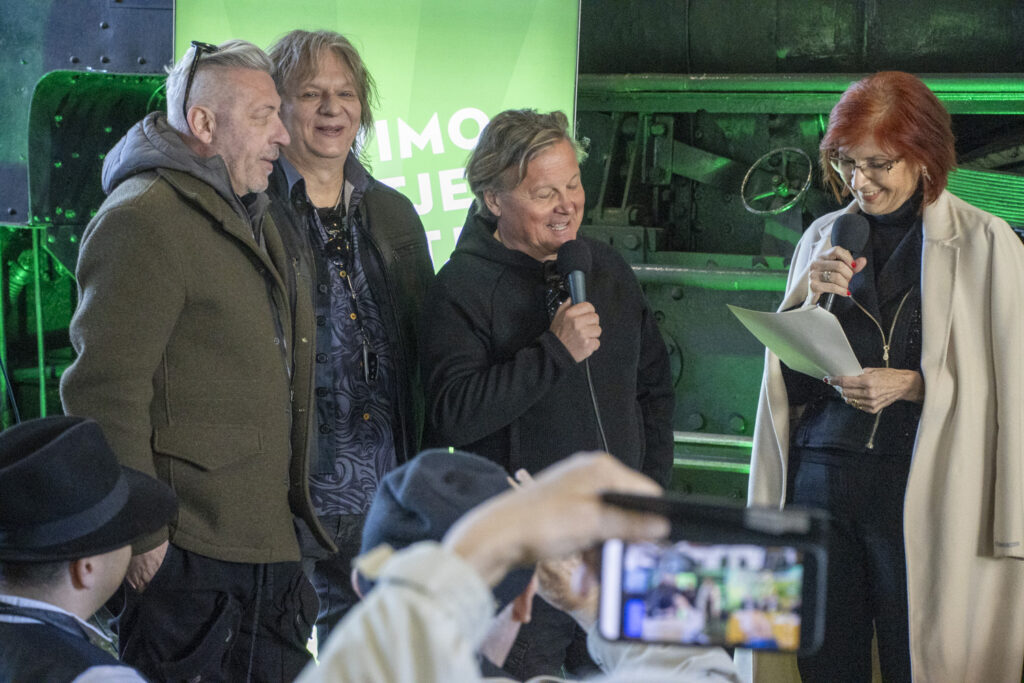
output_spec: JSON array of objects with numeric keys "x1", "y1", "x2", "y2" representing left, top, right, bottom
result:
[{"x1": 0, "y1": 416, "x2": 177, "y2": 682}]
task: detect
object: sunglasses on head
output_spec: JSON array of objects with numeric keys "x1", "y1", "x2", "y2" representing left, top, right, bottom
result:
[{"x1": 181, "y1": 40, "x2": 220, "y2": 123}]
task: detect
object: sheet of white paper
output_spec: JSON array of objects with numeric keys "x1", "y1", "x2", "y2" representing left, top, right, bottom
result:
[{"x1": 728, "y1": 304, "x2": 863, "y2": 378}]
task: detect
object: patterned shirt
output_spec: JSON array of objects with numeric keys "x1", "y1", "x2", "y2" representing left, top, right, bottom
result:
[{"x1": 281, "y1": 156, "x2": 398, "y2": 518}]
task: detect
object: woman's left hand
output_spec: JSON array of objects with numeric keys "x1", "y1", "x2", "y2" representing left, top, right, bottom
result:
[{"x1": 826, "y1": 368, "x2": 925, "y2": 414}]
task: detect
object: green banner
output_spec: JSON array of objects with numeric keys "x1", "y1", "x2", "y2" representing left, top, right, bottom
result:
[{"x1": 175, "y1": 0, "x2": 579, "y2": 268}]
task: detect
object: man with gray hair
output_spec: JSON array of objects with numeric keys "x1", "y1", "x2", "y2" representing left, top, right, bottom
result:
[{"x1": 61, "y1": 39, "x2": 331, "y2": 680}]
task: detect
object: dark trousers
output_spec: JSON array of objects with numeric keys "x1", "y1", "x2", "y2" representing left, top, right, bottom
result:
[
  {"x1": 114, "y1": 543, "x2": 317, "y2": 683},
  {"x1": 788, "y1": 448, "x2": 912, "y2": 683},
  {"x1": 503, "y1": 597, "x2": 599, "y2": 680},
  {"x1": 301, "y1": 513, "x2": 365, "y2": 644}
]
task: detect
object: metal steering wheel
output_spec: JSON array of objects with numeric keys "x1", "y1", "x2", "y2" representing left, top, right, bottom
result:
[{"x1": 740, "y1": 147, "x2": 813, "y2": 216}]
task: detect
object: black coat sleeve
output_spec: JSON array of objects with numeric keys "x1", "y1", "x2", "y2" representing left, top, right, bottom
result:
[{"x1": 420, "y1": 269, "x2": 576, "y2": 453}]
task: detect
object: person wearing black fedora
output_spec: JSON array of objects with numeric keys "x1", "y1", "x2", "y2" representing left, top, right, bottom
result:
[{"x1": 0, "y1": 416, "x2": 177, "y2": 682}]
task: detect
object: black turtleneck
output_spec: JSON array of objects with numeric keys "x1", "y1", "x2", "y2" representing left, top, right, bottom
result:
[
  {"x1": 782, "y1": 190, "x2": 925, "y2": 458},
  {"x1": 868, "y1": 189, "x2": 922, "y2": 278}
]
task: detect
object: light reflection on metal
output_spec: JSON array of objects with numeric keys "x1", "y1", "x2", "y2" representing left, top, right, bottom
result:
[
  {"x1": 673, "y1": 456, "x2": 751, "y2": 474},
  {"x1": 674, "y1": 430, "x2": 753, "y2": 448},
  {"x1": 578, "y1": 74, "x2": 1024, "y2": 115},
  {"x1": 31, "y1": 227, "x2": 45, "y2": 416},
  {"x1": 632, "y1": 263, "x2": 787, "y2": 291},
  {"x1": 672, "y1": 432, "x2": 752, "y2": 474},
  {"x1": 947, "y1": 167, "x2": 1024, "y2": 226}
]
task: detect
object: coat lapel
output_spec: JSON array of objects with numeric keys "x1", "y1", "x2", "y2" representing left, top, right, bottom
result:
[
  {"x1": 919, "y1": 192, "x2": 959, "y2": 385},
  {"x1": 876, "y1": 222, "x2": 922, "y2": 311},
  {"x1": 160, "y1": 169, "x2": 290, "y2": 296}
]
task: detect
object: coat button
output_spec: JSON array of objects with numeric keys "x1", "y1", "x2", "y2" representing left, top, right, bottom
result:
[
  {"x1": 316, "y1": 353, "x2": 328, "y2": 363},
  {"x1": 316, "y1": 315, "x2": 326, "y2": 327},
  {"x1": 318, "y1": 284, "x2": 328, "y2": 293},
  {"x1": 316, "y1": 387, "x2": 328, "y2": 397},
  {"x1": 319, "y1": 424, "x2": 331, "y2": 434}
]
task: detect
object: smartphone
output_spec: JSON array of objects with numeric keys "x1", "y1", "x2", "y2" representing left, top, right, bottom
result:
[{"x1": 597, "y1": 494, "x2": 826, "y2": 655}]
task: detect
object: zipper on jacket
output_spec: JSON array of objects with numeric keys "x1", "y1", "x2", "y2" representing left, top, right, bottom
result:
[{"x1": 849, "y1": 288, "x2": 913, "y2": 449}]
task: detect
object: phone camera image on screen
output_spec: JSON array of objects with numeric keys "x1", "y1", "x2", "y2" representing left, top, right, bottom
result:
[{"x1": 616, "y1": 540, "x2": 804, "y2": 651}]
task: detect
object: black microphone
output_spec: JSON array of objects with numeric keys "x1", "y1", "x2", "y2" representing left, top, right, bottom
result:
[
  {"x1": 824, "y1": 213, "x2": 870, "y2": 311},
  {"x1": 556, "y1": 239, "x2": 592, "y2": 304},
  {"x1": 554, "y1": 239, "x2": 608, "y2": 452}
]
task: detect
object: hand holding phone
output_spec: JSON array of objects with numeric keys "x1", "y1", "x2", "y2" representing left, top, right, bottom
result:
[{"x1": 597, "y1": 494, "x2": 826, "y2": 656}]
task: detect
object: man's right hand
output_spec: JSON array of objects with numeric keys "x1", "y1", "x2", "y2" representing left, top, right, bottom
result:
[
  {"x1": 550, "y1": 299, "x2": 601, "y2": 362},
  {"x1": 125, "y1": 540, "x2": 169, "y2": 592}
]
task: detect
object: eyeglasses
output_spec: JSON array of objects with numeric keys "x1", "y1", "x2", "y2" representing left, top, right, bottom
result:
[
  {"x1": 828, "y1": 154, "x2": 902, "y2": 180},
  {"x1": 181, "y1": 40, "x2": 219, "y2": 123}
]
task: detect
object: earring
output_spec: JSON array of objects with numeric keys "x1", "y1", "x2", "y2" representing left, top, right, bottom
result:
[{"x1": 922, "y1": 167, "x2": 931, "y2": 182}]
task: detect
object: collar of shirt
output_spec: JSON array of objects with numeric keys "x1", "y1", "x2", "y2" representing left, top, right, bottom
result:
[
  {"x1": 0, "y1": 593, "x2": 113, "y2": 649},
  {"x1": 278, "y1": 152, "x2": 372, "y2": 211}
]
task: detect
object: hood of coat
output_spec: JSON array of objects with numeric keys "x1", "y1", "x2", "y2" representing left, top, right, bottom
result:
[
  {"x1": 101, "y1": 111, "x2": 265, "y2": 224},
  {"x1": 453, "y1": 209, "x2": 550, "y2": 274}
]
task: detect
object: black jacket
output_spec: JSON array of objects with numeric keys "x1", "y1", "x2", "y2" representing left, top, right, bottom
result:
[
  {"x1": 0, "y1": 607, "x2": 133, "y2": 682},
  {"x1": 784, "y1": 204, "x2": 924, "y2": 455},
  {"x1": 267, "y1": 158, "x2": 436, "y2": 479},
  {"x1": 420, "y1": 212, "x2": 675, "y2": 485}
]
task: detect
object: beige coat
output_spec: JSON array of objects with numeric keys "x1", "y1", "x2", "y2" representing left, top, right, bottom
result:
[{"x1": 748, "y1": 190, "x2": 1024, "y2": 681}]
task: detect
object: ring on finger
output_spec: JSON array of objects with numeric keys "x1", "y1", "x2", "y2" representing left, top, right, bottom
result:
[
  {"x1": 821, "y1": 270, "x2": 832, "y2": 283},
  {"x1": 849, "y1": 398, "x2": 860, "y2": 409}
]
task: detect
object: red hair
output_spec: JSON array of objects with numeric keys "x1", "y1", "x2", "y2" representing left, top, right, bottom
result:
[{"x1": 820, "y1": 71, "x2": 956, "y2": 206}]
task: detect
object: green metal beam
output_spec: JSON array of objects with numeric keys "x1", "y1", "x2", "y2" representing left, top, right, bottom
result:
[
  {"x1": 632, "y1": 263, "x2": 788, "y2": 291},
  {"x1": 578, "y1": 73, "x2": 1024, "y2": 115}
]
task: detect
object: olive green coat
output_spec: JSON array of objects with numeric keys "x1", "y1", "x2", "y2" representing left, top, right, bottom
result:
[{"x1": 61, "y1": 113, "x2": 330, "y2": 563}]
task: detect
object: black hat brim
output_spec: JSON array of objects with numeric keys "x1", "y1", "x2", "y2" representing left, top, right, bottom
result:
[{"x1": 0, "y1": 466, "x2": 177, "y2": 562}]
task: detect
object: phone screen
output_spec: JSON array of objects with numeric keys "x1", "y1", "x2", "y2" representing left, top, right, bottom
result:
[{"x1": 600, "y1": 538, "x2": 807, "y2": 652}]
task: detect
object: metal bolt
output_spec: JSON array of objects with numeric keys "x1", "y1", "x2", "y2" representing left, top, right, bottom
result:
[
  {"x1": 6, "y1": 208, "x2": 16, "y2": 216},
  {"x1": 69, "y1": 56, "x2": 80, "y2": 64},
  {"x1": 100, "y1": 56, "x2": 110, "y2": 64},
  {"x1": 137, "y1": 57, "x2": 147, "y2": 65},
  {"x1": 100, "y1": 21, "x2": 109, "y2": 29},
  {"x1": 728, "y1": 413, "x2": 747, "y2": 434},
  {"x1": 670, "y1": 286, "x2": 684, "y2": 300}
]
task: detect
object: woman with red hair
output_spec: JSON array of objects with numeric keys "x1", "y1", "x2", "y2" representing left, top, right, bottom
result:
[{"x1": 749, "y1": 71, "x2": 1024, "y2": 681}]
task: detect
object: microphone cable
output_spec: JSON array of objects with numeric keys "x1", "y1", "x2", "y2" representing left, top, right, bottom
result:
[
  {"x1": 584, "y1": 357, "x2": 609, "y2": 453},
  {"x1": 556, "y1": 239, "x2": 608, "y2": 453}
]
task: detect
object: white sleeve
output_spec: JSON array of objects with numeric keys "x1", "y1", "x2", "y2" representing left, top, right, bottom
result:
[
  {"x1": 73, "y1": 665, "x2": 148, "y2": 683},
  {"x1": 296, "y1": 542, "x2": 494, "y2": 683},
  {"x1": 585, "y1": 624, "x2": 743, "y2": 683}
]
